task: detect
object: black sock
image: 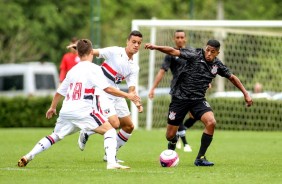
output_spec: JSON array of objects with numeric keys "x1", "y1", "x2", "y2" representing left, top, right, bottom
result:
[
  {"x1": 184, "y1": 118, "x2": 197, "y2": 129},
  {"x1": 180, "y1": 136, "x2": 188, "y2": 145},
  {"x1": 196, "y1": 133, "x2": 213, "y2": 159},
  {"x1": 167, "y1": 135, "x2": 178, "y2": 150}
]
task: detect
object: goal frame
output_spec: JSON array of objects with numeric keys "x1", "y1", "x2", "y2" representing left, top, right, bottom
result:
[{"x1": 131, "y1": 20, "x2": 282, "y2": 130}]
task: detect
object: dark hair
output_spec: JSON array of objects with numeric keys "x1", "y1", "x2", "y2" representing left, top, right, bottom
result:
[
  {"x1": 207, "y1": 39, "x2": 220, "y2": 50},
  {"x1": 175, "y1": 30, "x2": 186, "y2": 36},
  {"x1": 76, "y1": 39, "x2": 93, "y2": 57},
  {"x1": 128, "y1": 30, "x2": 143, "y2": 40},
  {"x1": 71, "y1": 37, "x2": 78, "y2": 44}
]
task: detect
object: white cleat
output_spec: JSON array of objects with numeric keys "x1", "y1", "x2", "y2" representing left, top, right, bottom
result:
[
  {"x1": 103, "y1": 155, "x2": 124, "y2": 163},
  {"x1": 184, "y1": 144, "x2": 192, "y2": 152},
  {"x1": 78, "y1": 131, "x2": 89, "y2": 151},
  {"x1": 107, "y1": 163, "x2": 130, "y2": 170}
]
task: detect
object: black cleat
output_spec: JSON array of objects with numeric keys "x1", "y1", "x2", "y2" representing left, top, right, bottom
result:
[{"x1": 194, "y1": 156, "x2": 214, "y2": 166}]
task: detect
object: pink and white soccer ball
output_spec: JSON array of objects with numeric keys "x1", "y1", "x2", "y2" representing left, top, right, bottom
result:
[{"x1": 160, "y1": 149, "x2": 179, "y2": 167}]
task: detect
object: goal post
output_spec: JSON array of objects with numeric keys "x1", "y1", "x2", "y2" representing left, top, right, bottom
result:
[{"x1": 131, "y1": 20, "x2": 282, "y2": 130}]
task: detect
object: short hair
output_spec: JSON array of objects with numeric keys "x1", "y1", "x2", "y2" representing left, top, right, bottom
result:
[
  {"x1": 207, "y1": 39, "x2": 220, "y2": 50},
  {"x1": 76, "y1": 39, "x2": 93, "y2": 57},
  {"x1": 175, "y1": 30, "x2": 186, "y2": 36},
  {"x1": 128, "y1": 30, "x2": 143, "y2": 40}
]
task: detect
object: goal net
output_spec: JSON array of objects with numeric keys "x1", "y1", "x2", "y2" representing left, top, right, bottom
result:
[{"x1": 131, "y1": 20, "x2": 282, "y2": 131}]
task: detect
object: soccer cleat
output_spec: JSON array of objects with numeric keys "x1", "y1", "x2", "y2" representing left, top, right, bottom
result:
[
  {"x1": 194, "y1": 156, "x2": 214, "y2": 166},
  {"x1": 107, "y1": 163, "x2": 130, "y2": 170},
  {"x1": 176, "y1": 139, "x2": 181, "y2": 149},
  {"x1": 18, "y1": 155, "x2": 31, "y2": 167},
  {"x1": 183, "y1": 144, "x2": 192, "y2": 152},
  {"x1": 78, "y1": 131, "x2": 89, "y2": 151},
  {"x1": 103, "y1": 155, "x2": 124, "y2": 163}
]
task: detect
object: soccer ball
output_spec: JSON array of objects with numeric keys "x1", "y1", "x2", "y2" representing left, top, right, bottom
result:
[{"x1": 160, "y1": 149, "x2": 179, "y2": 167}]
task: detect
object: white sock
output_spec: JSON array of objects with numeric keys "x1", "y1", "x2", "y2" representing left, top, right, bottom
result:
[
  {"x1": 116, "y1": 129, "x2": 131, "y2": 150},
  {"x1": 85, "y1": 130, "x2": 95, "y2": 136},
  {"x1": 104, "y1": 128, "x2": 117, "y2": 164},
  {"x1": 26, "y1": 134, "x2": 60, "y2": 159},
  {"x1": 177, "y1": 130, "x2": 186, "y2": 137}
]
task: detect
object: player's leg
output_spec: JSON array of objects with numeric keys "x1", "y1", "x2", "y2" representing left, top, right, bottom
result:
[
  {"x1": 192, "y1": 101, "x2": 215, "y2": 166},
  {"x1": 91, "y1": 113, "x2": 129, "y2": 169},
  {"x1": 166, "y1": 97, "x2": 188, "y2": 150},
  {"x1": 78, "y1": 114, "x2": 119, "y2": 151},
  {"x1": 177, "y1": 123, "x2": 192, "y2": 152},
  {"x1": 184, "y1": 113, "x2": 197, "y2": 129},
  {"x1": 18, "y1": 117, "x2": 76, "y2": 167},
  {"x1": 78, "y1": 95, "x2": 117, "y2": 151},
  {"x1": 114, "y1": 98, "x2": 133, "y2": 152},
  {"x1": 166, "y1": 124, "x2": 179, "y2": 150}
]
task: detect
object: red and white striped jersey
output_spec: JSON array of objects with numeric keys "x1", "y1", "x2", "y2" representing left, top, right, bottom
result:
[
  {"x1": 97, "y1": 46, "x2": 139, "y2": 98},
  {"x1": 57, "y1": 61, "x2": 110, "y2": 119}
]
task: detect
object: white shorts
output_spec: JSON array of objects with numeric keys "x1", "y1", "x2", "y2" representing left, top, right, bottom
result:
[
  {"x1": 109, "y1": 97, "x2": 130, "y2": 118},
  {"x1": 53, "y1": 111, "x2": 107, "y2": 139},
  {"x1": 98, "y1": 95, "x2": 117, "y2": 119}
]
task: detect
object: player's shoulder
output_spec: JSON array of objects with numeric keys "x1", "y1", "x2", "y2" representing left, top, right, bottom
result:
[{"x1": 101, "y1": 46, "x2": 123, "y2": 52}]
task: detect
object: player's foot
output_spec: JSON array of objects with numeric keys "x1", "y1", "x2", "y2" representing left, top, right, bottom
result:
[
  {"x1": 18, "y1": 155, "x2": 32, "y2": 167},
  {"x1": 107, "y1": 163, "x2": 130, "y2": 170},
  {"x1": 103, "y1": 155, "x2": 124, "y2": 163},
  {"x1": 168, "y1": 141, "x2": 176, "y2": 150},
  {"x1": 194, "y1": 156, "x2": 214, "y2": 166},
  {"x1": 183, "y1": 144, "x2": 192, "y2": 152},
  {"x1": 176, "y1": 139, "x2": 181, "y2": 149},
  {"x1": 78, "y1": 130, "x2": 89, "y2": 151}
]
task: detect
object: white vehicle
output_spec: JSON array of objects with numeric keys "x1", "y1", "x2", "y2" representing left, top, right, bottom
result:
[{"x1": 0, "y1": 62, "x2": 59, "y2": 97}]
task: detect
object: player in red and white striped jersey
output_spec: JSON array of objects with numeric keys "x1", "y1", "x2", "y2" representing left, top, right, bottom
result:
[
  {"x1": 70, "y1": 31, "x2": 143, "y2": 163},
  {"x1": 17, "y1": 39, "x2": 141, "y2": 169}
]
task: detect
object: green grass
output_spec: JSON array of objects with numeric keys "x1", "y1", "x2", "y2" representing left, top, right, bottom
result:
[{"x1": 0, "y1": 128, "x2": 281, "y2": 184}]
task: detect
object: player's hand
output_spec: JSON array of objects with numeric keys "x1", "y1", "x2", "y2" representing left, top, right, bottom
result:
[
  {"x1": 137, "y1": 104, "x2": 143, "y2": 113},
  {"x1": 144, "y1": 43, "x2": 156, "y2": 50},
  {"x1": 148, "y1": 89, "x2": 155, "y2": 99},
  {"x1": 66, "y1": 43, "x2": 77, "y2": 50},
  {"x1": 134, "y1": 101, "x2": 143, "y2": 113},
  {"x1": 127, "y1": 92, "x2": 140, "y2": 102},
  {"x1": 245, "y1": 95, "x2": 253, "y2": 107},
  {"x1": 46, "y1": 108, "x2": 57, "y2": 119}
]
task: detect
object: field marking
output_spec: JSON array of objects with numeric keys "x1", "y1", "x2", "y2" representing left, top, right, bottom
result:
[{"x1": 0, "y1": 167, "x2": 30, "y2": 171}]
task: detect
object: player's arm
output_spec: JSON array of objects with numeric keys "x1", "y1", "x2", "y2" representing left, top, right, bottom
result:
[
  {"x1": 46, "y1": 92, "x2": 63, "y2": 119},
  {"x1": 127, "y1": 86, "x2": 143, "y2": 113},
  {"x1": 145, "y1": 43, "x2": 180, "y2": 56},
  {"x1": 92, "y1": 49, "x2": 99, "y2": 57},
  {"x1": 148, "y1": 69, "x2": 166, "y2": 99},
  {"x1": 104, "y1": 86, "x2": 140, "y2": 104},
  {"x1": 228, "y1": 74, "x2": 253, "y2": 107}
]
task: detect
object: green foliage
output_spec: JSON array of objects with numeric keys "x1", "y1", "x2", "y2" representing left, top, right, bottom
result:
[
  {"x1": 1, "y1": 128, "x2": 282, "y2": 184},
  {"x1": 0, "y1": 96, "x2": 62, "y2": 127},
  {"x1": 1, "y1": 0, "x2": 281, "y2": 66}
]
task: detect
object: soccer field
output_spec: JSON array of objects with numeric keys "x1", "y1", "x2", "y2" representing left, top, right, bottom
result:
[{"x1": 0, "y1": 128, "x2": 281, "y2": 184}]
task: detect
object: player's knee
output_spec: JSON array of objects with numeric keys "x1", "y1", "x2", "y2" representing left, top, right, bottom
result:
[
  {"x1": 206, "y1": 119, "x2": 216, "y2": 129},
  {"x1": 166, "y1": 134, "x2": 177, "y2": 143},
  {"x1": 108, "y1": 116, "x2": 120, "y2": 129},
  {"x1": 121, "y1": 122, "x2": 134, "y2": 133},
  {"x1": 166, "y1": 131, "x2": 175, "y2": 141},
  {"x1": 110, "y1": 120, "x2": 120, "y2": 129}
]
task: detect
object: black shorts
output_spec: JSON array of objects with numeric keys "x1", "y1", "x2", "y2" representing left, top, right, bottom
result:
[{"x1": 167, "y1": 97, "x2": 213, "y2": 126}]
